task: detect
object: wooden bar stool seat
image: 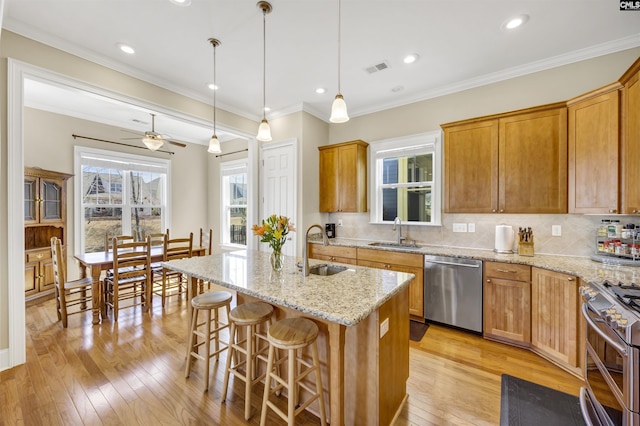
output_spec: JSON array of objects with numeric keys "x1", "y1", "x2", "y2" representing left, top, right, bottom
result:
[
  {"x1": 221, "y1": 302, "x2": 275, "y2": 420},
  {"x1": 185, "y1": 291, "x2": 232, "y2": 391},
  {"x1": 260, "y1": 317, "x2": 327, "y2": 426}
]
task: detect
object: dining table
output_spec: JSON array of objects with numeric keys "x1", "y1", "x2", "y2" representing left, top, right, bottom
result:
[{"x1": 74, "y1": 245, "x2": 207, "y2": 324}]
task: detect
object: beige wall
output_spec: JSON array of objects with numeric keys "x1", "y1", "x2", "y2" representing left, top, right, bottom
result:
[{"x1": 325, "y1": 47, "x2": 640, "y2": 257}]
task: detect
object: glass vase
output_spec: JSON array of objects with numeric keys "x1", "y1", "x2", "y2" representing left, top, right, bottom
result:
[{"x1": 270, "y1": 250, "x2": 285, "y2": 272}]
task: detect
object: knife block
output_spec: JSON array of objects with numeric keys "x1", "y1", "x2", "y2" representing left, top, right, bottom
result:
[{"x1": 518, "y1": 241, "x2": 534, "y2": 257}]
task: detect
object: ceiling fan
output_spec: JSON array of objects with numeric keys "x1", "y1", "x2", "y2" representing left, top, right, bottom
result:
[{"x1": 122, "y1": 113, "x2": 187, "y2": 151}]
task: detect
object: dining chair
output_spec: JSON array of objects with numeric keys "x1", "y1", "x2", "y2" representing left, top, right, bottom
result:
[
  {"x1": 103, "y1": 236, "x2": 152, "y2": 321},
  {"x1": 155, "y1": 232, "x2": 193, "y2": 307},
  {"x1": 51, "y1": 237, "x2": 93, "y2": 328},
  {"x1": 145, "y1": 231, "x2": 167, "y2": 281}
]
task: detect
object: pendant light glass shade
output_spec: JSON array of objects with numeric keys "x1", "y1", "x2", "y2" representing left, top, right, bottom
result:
[
  {"x1": 330, "y1": 0, "x2": 349, "y2": 123},
  {"x1": 257, "y1": 118, "x2": 272, "y2": 141},
  {"x1": 143, "y1": 136, "x2": 164, "y2": 151},
  {"x1": 208, "y1": 38, "x2": 222, "y2": 154},
  {"x1": 208, "y1": 135, "x2": 221, "y2": 153},
  {"x1": 330, "y1": 94, "x2": 349, "y2": 123},
  {"x1": 256, "y1": 2, "x2": 273, "y2": 142}
]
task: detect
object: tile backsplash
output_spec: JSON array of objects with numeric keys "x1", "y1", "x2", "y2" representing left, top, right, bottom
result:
[{"x1": 327, "y1": 213, "x2": 638, "y2": 257}]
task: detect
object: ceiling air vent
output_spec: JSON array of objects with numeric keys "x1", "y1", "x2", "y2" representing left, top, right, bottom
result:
[{"x1": 365, "y1": 60, "x2": 391, "y2": 74}]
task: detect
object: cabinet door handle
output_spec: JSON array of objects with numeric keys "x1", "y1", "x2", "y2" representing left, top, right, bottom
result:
[
  {"x1": 486, "y1": 279, "x2": 492, "y2": 283},
  {"x1": 499, "y1": 209, "x2": 504, "y2": 213},
  {"x1": 567, "y1": 277, "x2": 574, "y2": 281},
  {"x1": 492, "y1": 209, "x2": 496, "y2": 213},
  {"x1": 609, "y1": 209, "x2": 617, "y2": 213},
  {"x1": 496, "y1": 268, "x2": 517, "y2": 273}
]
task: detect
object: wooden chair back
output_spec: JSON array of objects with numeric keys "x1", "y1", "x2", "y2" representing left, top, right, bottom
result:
[
  {"x1": 51, "y1": 236, "x2": 67, "y2": 288},
  {"x1": 105, "y1": 233, "x2": 135, "y2": 252},
  {"x1": 145, "y1": 232, "x2": 166, "y2": 248},
  {"x1": 164, "y1": 232, "x2": 194, "y2": 261},
  {"x1": 200, "y1": 228, "x2": 213, "y2": 255},
  {"x1": 51, "y1": 236, "x2": 92, "y2": 327},
  {"x1": 111, "y1": 237, "x2": 152, "y2": 281}
]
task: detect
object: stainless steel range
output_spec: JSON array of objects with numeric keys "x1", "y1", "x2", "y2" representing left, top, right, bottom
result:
[{"x1": 580, "y1": 280, "x2": 640, "y2": 425}]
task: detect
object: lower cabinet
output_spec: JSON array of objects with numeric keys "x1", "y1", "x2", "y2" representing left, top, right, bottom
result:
[
  {"x1": 356, "y1": 248, "x2": 424, "y2": 319},
  {"x1": 25, "y1": 248, "x2": 55, "y2": 298},
  {"x1": 483, "y1": 262, "x2": 531, "y2": 347},
  {"x1": 307, "y1": 243, "x2": 357, "y2": 265},
  {"x1": 531, "y1": 267, "x2": 580, "y2": 374}
]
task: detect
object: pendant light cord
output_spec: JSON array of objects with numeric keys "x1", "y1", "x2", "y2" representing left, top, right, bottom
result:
[
  {"x1": 213, "y1": 41, "x2": 217, "y2": 135},
  {"x1": 337, "y1": 0, "x2": 341, "y2": 94},
  {"x1": 262, "y1": 7, "x2": 267, "y2": 120}
]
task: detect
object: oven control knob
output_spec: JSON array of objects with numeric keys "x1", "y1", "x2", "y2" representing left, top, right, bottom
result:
[{"x1": 615, "y1": 319, "x2": 628, "y2": 328}]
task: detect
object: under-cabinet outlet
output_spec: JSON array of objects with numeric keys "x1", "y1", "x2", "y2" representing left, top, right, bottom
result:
[
  {"x1": 452, "y1": 223, "x2": 468, "y2": 232},
  {"x1": 468, "y1": 223, "x2": 476, "y2": 233},
  {"x1": 380, "y1": 317, "x2": 389, "y2": 338},
  {"x1": 552, "y1": 225, "x2": 562, "y2": 236},
  {"x1": 338, "y1": 219, "x2": 343, "y2": 227}
]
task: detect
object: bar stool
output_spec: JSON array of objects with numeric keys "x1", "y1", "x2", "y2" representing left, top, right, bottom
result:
[
  {"x1": 221, "y1": 302, "x2": 275, "y2": 420},
  {"x1": 185, "y1": 291, "x2": 232, "y2": 391},
  {"x1": 260, "y1": 317, "x2": 327, "y2": 426}
]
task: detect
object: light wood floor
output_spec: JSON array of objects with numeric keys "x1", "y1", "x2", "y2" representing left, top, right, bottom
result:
[{"x1": 1, "y1": 292, "x2": 584, "y2": 425}]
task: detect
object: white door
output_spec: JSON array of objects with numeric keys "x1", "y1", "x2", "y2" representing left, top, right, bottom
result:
[{"x1": 261, "y1": 140, "x2": 297, "y2": 257}]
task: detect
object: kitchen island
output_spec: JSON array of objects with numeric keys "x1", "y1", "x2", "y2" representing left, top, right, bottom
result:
[{"x1": 163, "y1": 249, "x2": 414, "y2": 426}]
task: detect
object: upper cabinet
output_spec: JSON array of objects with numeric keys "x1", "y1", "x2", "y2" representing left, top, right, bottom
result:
[
  {"x1": 318, "y1": 140, "x2": 368, "y2": 213},
  {"x1": 567, "y1": 83, "x2": 621, "y2": 214},
  {"x1": 621, "y1": 58, "x2": 640, "y2": 214},
  {"x1": 24, "y1": 167, "x2": 72, "y2": 226},
  {"x1": 443, "y1": 104, "x2": 567, "y2": 214}
]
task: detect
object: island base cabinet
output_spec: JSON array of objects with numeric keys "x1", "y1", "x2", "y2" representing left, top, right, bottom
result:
[
  {"x1": 531, "y1": 267, "x2": 581, "y2": 376},
  {"x1": 237, "y1": 286, "x2": 409, "y2": 426}
]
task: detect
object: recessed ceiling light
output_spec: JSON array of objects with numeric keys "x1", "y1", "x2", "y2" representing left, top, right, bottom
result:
[
  {"x1": 403, "y1": 54, "x2": 419, "y2": 64},
  {"x1": 169, "y1": 0, "x2": 191, "y2": 6},
  {"x1": 208, "y1": 83, "x2": 219, "y2": 91},
  {"x1": 502, "y1": 14, "x2": 529, "y2": 30},
  {"x1": 391, "y1": 85, "x2": 405, "y2": 93},
  {"x1": 315, "y1": 87, "x2": 326, "y2": 94},
  {"x1": 116, "y1": 43, "x2": 135, "y2": 54}
]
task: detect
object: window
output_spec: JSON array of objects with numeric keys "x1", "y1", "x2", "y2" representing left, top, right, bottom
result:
[
  {"x1": 221, "y1": 159, "x2": 248, "y2": 247},
  {"x1": 74, "y1": 147, "x2": 171, "y2": 253},
  {"x1": 370, "y1": 131, "x2": 442, "y2": 226}
]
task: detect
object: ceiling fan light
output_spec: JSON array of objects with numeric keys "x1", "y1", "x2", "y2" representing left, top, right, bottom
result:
[
  {"x1": 330, "y1": 94, "x2": 349, "y2": 123},
  {"x1": 143, "y1": 136, "x2": 164, "y2": 151},
  {"x1": 208, "y1": 134, "x2": 222, "y2": 153},
  {"x1": 257, "y1": 118, "x2": 272, "y2": 142}
]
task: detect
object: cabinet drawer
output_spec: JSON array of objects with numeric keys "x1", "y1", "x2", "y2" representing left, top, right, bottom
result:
[
  {"x1": 308, "y1": 244, "x2": 357, "y2": 260},
  {"x1": 357, "y1": 248, "x2": 423, "y2": 267},
  {"x1": 26, "y1": 250, "x2": 52, "y2": 263},
  {"x1": 484, "y1": 261, "x2": 530, "y2": 282}
]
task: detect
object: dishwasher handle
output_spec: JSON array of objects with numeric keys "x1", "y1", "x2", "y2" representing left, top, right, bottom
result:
[{"x1": 424, "y1": 259, "x2": 481, "y2": 268}]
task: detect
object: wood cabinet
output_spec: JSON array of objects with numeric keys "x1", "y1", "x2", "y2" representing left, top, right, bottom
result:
[
  {"x1": 483, "y1": 262, "x2": 531, "y2": 347},
  {"x1": 308, "y1": 243, "x2": 357, "y2": 265},
  {"x1": 531, "y1": 267, "x2": 580, "y2": 374},
  {"x1": 621, "y1": 57, "x2": 640, "y2": 214},
  {"x1": 442, "y1": 104, "x2": 567, "y2": 214},
  {"x1": 318, "y1": 140, "x2": 368, "y2": 213},
  {"x1": 24, "y1": 167, "x2": 72, "y2": 300},
  {"x1": 356, "y1": 248, "x2": 424, "y2": 318},
  {"x1": 567, "y1": 83, "x2": 621, "y2": 214}
]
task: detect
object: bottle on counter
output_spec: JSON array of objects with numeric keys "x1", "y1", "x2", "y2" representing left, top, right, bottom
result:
[
  {"x1": 608, "y1": 220, "x2": 622, "y2": 238},
  {"x1": 598, "y1": 219, "x2": 611, "y2": 237}
]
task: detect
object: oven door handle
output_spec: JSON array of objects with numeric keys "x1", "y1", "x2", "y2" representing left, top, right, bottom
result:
[
  {"x1": 581, "y1": 304, "x2": 628, "y2": 356},
  {"x1": 579, "y1": 388, "x2": 597, "y2": 426}
]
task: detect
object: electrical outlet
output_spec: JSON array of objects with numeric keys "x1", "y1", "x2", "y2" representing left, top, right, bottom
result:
[
  {"x1": 338, "y1": 219, "x2": 343, "y2": 227},
  {"x1": 452, "y1": 223, "x2": 468, "y2": 232},
  {"x1": 468, "y1": 223, "x2": 476, "y2": 233},
  {"x1": 380, "y1": 318, "x2": 389, "y2": 338},
  {"x1": 552, "y1": 225, "x2": 562, "y2": 236}
]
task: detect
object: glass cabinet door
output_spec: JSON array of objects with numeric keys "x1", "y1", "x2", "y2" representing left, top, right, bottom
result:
[
  {"x1": 24, "y1": 176, "x2": 38, "y2": 223},
  {"x1": 40, "y1": 179, "x2": 63, "y2": 222}
]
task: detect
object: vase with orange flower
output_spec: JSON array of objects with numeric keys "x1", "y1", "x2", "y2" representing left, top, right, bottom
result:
[{"x1": 252, "y1": 214, "x2": 296, "y2": 271}]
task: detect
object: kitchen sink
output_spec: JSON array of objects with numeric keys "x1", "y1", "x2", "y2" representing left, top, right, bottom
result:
[
  {"x1": 368, "y1": 242, "x2": 422, "y2": 250},
  {"x1": 308, "y1": 264, "x2": 348, "y2": 276}
]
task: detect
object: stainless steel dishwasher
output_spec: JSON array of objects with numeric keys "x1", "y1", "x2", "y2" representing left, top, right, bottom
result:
[{"x1": 423, "y1": 255, "x2": 483, "y2": 333}]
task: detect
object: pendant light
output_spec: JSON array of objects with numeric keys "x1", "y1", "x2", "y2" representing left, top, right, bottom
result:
[
  {"x1": 330, "y1": 0, "x2": 349, "y2": 123},
  {"x1": 208, "y1": 37, "x2": 222, "y2": 154},
  {"x1": 256, "y1": 1, "x2": 272, "y2": 142}
]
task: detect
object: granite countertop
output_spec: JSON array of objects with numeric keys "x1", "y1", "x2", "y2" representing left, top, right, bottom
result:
[
  {"x1": 162, "y1": 249, "x2": 414, "y2": 327},
  {"x1": 313, "y1": 237, "x2": 640, "y2": 286}
]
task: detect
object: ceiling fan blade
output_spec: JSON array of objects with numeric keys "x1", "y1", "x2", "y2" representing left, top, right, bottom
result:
[{"x1": 168, "y1": 140, "x2": 187, "y2": 148}]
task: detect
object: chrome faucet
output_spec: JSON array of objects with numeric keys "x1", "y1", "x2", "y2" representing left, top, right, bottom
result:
[
  {"x1": 393, "y1": 217, "x2": 406, "y2": 245},
  {"x1": 302, "y1": 224, "x2": 329, "y2": 276}
]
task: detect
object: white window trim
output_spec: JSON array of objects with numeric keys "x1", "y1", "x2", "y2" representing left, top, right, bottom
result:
[
  {"x1": 220, "y1": 158, "x2": 248, "y2": 250},
  {"x1": 368, "y1": 130, "x2": 442, "y2": 226},
  {"x1": 74, "y1": 146, "x2": 171, "y2": 254}
]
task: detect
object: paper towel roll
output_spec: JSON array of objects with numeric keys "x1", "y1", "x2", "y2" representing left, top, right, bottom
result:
[{"x1": 495, "y1": 225, "x2": 514, "y2": 253}]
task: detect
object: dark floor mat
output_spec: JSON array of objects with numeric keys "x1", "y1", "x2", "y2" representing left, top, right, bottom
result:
[
  {"x1": 500, "y1": 374, "x2": 586, "y2": 426},
  {"x1": 409, "y1": 320, "x2": 429, "y2": 342}
]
